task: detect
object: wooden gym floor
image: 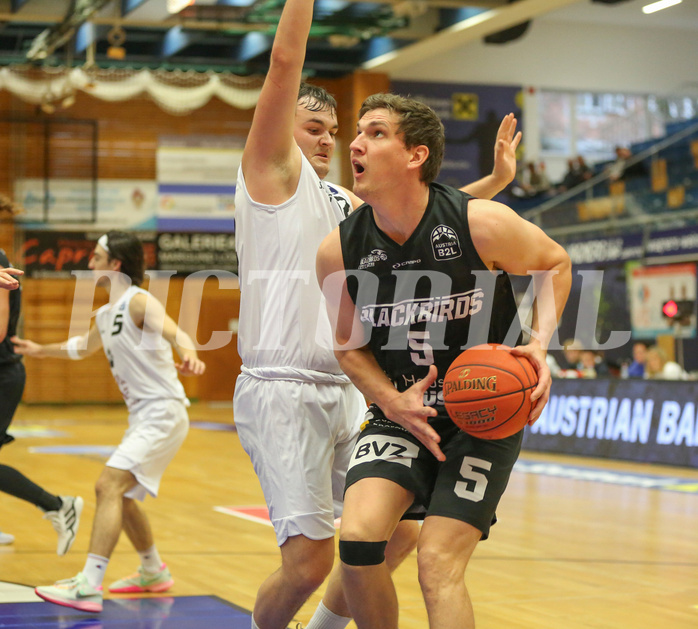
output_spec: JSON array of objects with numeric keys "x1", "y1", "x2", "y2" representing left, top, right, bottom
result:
[{"x1": 0, "y1": 402, "x2": 696, "y2": 628}]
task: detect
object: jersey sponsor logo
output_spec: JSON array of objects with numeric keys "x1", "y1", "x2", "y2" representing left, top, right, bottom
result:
[
  {"x1": 392, "y1": 258, "x2": 422, "y2": 269},
  {"x1": 358, "y1": 248, "x2": 388, "y2": 270},
  {"x1": 397, "y1": 374, "x2": 445, "y2": 407},
  {"x1": 431, "y1": 224, "x2": 462, "y2": 261},
  {"x1": 348, "y1": 434, "x2": 419, "y2": 470},
  {"x1": 360, "y1": 288, "x2": 483, "y2": 328}
]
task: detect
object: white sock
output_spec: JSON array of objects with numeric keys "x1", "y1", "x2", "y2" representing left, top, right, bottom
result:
[
  {"x1": 251, "y1": 616, "x2": 260, "y2": 629},
  {"x1": 83, "y1": 553, "x2": 109, "y2": 588},
  {"x1": 138, "y1": 544, "x2": 163, "y2": 573},
  {"x1": 305, "y1": 601, "x2": 352, "y2": 629}
]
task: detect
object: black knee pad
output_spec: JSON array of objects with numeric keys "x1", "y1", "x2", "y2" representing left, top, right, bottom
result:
[{"x1": 339, "y1": 540, "x2": 388, "y2": 566}]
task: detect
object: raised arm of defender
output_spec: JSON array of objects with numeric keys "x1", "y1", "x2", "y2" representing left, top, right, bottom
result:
[
  {"x1": 460, "y1": 113, "x2": 521, "y2": 199},
  {"x1": 240, "y1": 0, "x2": 315, "y2": 205}
]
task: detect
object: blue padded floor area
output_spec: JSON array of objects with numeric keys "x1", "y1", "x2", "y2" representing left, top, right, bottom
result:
[{"x1": 0, "y1": 595, "x2": 252, "y2": 628}]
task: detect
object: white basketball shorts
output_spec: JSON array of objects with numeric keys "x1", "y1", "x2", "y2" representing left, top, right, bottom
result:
[
  {"x1": 107, "y1": 398, "x2": 190, "y2": 501},
  {"x1": 234, "y1": 373, "x2": 365, "y2": 546}
]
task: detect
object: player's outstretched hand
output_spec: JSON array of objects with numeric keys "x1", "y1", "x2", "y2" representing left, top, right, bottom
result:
[
  {"x1": 176, "y1": 354, "x2": 206, "y2": 376},
  {"x1": 382, "y1": 364, "x2": 444, "y2": 461},
  {"x1": 510, "y1": 343, "x2": 550, "y2": 424},
  {"x1": 10, "y1": 336, "x2": 42, "y2": 357},
  {"x1": 492, "y1": 112, "x2": 522, "y2": 186},
  {"x1": 0, "y1": 267, "x2": 23, "y2": 290}
]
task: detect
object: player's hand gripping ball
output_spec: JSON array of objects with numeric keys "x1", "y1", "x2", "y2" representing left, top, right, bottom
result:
[{"x1": 443, "y1": 343, "x2": 538, "y2": 439}]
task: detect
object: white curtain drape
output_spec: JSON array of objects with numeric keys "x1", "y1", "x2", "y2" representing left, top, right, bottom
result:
[{"x1": 0, "y1": 66, "x2": 263, "y2": 114}]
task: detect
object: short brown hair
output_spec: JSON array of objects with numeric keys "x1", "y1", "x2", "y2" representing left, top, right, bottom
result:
[
  {"x1": 298, "y1": 82, "x2": 337, "y2": 118},
  {"x1": 358, "y1": 93, "x2": 445, "y2": 184}
]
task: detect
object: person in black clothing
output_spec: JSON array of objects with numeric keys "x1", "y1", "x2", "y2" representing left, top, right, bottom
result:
[
  {"x1": 0, "y1": 197, "x2": 83, "y2": 553},
  {"x1": 607, "y1": 146, "x2": 648, "y2": 182},
  {"x1": 558, "y1": 156, "x2": 593, "y2": 192},
  {"x1": 316, "y1": 93, "x2": 571, "y2": 629}
]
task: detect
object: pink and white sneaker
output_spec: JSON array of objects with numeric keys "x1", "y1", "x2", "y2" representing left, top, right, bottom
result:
[{"x1": 35, "y1": 572, "x2": 103, "y2": 613}]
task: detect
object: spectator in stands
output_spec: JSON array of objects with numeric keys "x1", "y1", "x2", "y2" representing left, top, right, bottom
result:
[
  {"x1": 626, "y1": 341, "x2": 649, "y2": 378},
  {"x1": 644, "y1": 346, "x2": 688, "y2": 380},
  {"x1": 606, "y1": 146, "x2": 648, "y2": 182},
  {"x1": 578, "y1": 350, "x2": 609, "y2": 378},
  {"x1": 511, "y1": 161, "x2": 552, "y2": 199},
  {"x1": 558, "y1": 156, "x2": 593, "y2": 192},
  {"x1": 578, "y1": 350, "x2": 597, "y2": 378}
]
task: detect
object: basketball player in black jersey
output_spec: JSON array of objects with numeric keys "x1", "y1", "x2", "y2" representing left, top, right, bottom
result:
[
  {"x1": 0, "y1": 198, "x2": 83, "y2": 557},
  {"x1": 316, "y1": 94, "x2": 572, "y2": 629},
  {"x1": 233, "y1": 0, "x2": 523, "y2": 626}
]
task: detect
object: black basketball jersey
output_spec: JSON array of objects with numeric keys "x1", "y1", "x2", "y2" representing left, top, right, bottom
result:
[
  {"x1": 0, "y1": 249, "x2": 21, "y2": 364},
  {"x1": 339, "y1": 182, "x2": 521, "y2": 408}
]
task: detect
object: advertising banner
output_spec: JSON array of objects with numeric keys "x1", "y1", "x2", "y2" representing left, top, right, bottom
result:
[
  {"x1": 156, "y1": 232, "x2": 238, "y2": 275},
  {"x1": 14, "y1": 179, "x2": 157, "y2": 229},
  {"x1": 21, "y1": 231, "x2": 157, "y2": 278},
  {"x1": 564, "y1": 233, "x2": 644, "y2": 266},
  {"x1": 21, "y1": 231, "x2": 95, "y2": 278},
  {"x1": 627, "y1": 262, "x2": 696, "y2": 338},
  {"x1": 645, "y1": 226, "x2": 698, "y2": 259},
  {"x1": 391, "y1": 80, "x2": 521, "y2": 200},
  {"x1": 156, "y1": 137, "x2": 242, "y2": 232},
  {"x1": 524, "y1": 378, "x2": 698, "y2": 468}
]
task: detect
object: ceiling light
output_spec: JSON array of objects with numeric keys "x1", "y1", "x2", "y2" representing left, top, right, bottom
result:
[
  {"x1": 642, "y1": 0, "x2": 682, "y2": 15},
  {"x1": 167, "y1": 0, "x2": 195, "y2": 14}
]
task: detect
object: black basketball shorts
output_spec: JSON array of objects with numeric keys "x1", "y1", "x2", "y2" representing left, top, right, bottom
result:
[{"x1": 345, "y1": 406, "x2": 524, "y2": 540}]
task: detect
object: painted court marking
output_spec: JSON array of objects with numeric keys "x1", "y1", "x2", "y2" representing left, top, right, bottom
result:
[
  {"x1": 215, "y1": 506, "x2": 341, "y2": 528},
  {"x1": 6, "y1": 426, "x2": 69, "y2": 438},
  {"x1": 515, "y1": 457, "x2": 698, "y2": 494},
  {"x1": 29, "y1": 445, "x2": 117, "y2": 457}
]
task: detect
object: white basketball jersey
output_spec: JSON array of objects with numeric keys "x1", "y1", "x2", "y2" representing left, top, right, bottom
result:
[
  {"x1": 235, "y1": 150, "x2": 352, "y2": 373},
  {"x1": 95, "y1": 285, "x2": 187, "y2": 410}
]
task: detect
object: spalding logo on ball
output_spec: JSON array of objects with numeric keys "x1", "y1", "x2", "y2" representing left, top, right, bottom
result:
[{"x1": 443, "y1": 343, "x2": 538, "y2": 439}]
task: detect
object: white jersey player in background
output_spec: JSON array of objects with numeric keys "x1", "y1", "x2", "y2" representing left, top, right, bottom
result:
[
  {"x1": 233, "y1": 0, "x2": 521, "y2": 627},
  {"x1": 12, "y1": 230, "x2": 205, "y2": 613}
]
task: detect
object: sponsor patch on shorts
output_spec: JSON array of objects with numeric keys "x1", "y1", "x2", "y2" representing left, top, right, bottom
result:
[{"x1": 348, "y1": 434, "x2": 419, "y2": 470}]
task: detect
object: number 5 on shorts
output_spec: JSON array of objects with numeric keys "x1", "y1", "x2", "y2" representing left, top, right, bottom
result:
[{"x1": 454, "y1": 456, "x2": 492, "y2": 502}]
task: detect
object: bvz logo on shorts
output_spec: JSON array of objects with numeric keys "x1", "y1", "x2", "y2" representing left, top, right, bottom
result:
[
  {"x1": 348, "y1": 435, "x2": 419, "y2": 470},
  {"x1": 431, "y1": 224, "x2": 462, "y2": 261},
  {"x1": 358, "y1": 248, "x2": 388, "y2": 270}
]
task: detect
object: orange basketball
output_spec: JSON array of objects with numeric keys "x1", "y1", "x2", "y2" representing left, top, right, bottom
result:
[{"x1": 443, "y1": 343, "x2": 538, "y2": 439}]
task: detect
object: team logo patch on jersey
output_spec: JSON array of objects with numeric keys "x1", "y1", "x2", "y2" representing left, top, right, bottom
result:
[
  {"x1": 431, "y1": 224, "x2": 462, "y2": 261},
  {"x1": 348, "y1": 434, "x2": 419, "y2": 470},
  {"x1": 358, "y1": 248, "x2": 388, "y2": 270}
]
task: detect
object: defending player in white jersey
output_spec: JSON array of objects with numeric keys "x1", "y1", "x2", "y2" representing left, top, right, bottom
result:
[{"x1": 12, "y1": 230, "x2": 205, "y2": 613}]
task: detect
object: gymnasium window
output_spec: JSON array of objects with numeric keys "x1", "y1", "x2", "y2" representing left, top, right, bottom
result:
[{"x1": 538, "y1": 89, "x2": 698, "y2": 162}]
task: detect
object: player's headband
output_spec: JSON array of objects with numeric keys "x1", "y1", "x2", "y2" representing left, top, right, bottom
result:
[{"x1": 97, "y1": 234, "x2": 111, "y2": 255}]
